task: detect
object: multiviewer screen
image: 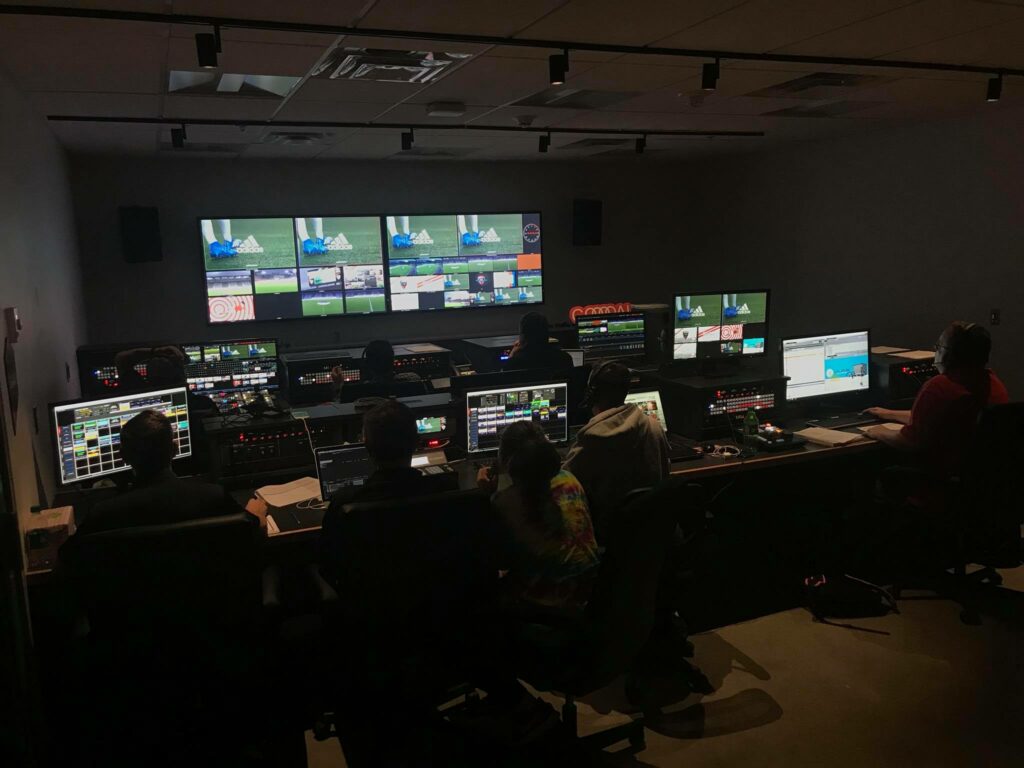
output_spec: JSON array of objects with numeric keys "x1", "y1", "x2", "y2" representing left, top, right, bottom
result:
[
  {"x1": 673, "y1": 291, "x2": 768, "y2": 360},
  {"x1": 183, "y1": 339, "x2": 278, "y2": 404},
  {"x1": 53, "y1": 387, "x2": 191, "y2": 485},
  {"x1": 466, "y1": 383, "x2": 568, "y2": 454},
  {"x1": 316, "y1": 445, "x2": 373, "y2": 501},
  {"x1": 783, "y1": 331, "x2": 871, "y2": 401},
  {"x1": 576, "y1": 313, "x2": 645, "y2": 359},
  {"x1": 623, "y1": 390, "x2": 668, "y2": 432}
]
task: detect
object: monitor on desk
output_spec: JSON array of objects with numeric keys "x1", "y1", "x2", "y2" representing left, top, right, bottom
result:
[
  {"x1": 51, "y1": 387, "x2": 192, "y2": 486},
  {"x1": 624, "y1": 390, "x2": 668, "y2": 433},
  {"x1": 465, "y1": 381, "x2": 568, "y2": 454},
  {"x1": 672, "y1": 290, "x2": 769, "y2": 361},
  {"x1": 576, "y1": 312, "x2": 645, "y2": 360},
  {"x1": 183, "y1": 338, "x2": 278, "y2": 410},
  {"x1": 782, "y1": 330, "x2": 871, "y2": 402},
  {"x1": 315, "y1": 444, "x2": 373, "y2": 501}
]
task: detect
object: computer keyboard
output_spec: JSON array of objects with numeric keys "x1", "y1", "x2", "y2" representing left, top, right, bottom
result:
[{"x1": 668, "y1": 434, "x2": 703, "y2": 462}]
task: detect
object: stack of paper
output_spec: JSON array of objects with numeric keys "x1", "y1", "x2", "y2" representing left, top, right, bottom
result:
[
  {"x1": 858, "y1": 422, "x2": 903, "y2": 434},
  {"x1": 795, "y1": 427, "x2": 871, "y2": 448},
  {"x1": 256, "y1": 476, "x2": 320, "y2": 507}
]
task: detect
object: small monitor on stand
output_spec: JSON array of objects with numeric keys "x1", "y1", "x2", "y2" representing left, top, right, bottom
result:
[{"x1": 671, "y1": 290, "x2": 769, "y2": 376}]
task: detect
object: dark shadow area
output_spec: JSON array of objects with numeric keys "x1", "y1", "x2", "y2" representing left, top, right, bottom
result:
[{"x1": 646, "y1": 687, "x2": 784, "y2": 740}]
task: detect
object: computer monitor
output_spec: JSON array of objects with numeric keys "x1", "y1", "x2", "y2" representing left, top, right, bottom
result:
[
  {"x1": 315, "y1": 444, "x2": 373, "y2": 501},
  {"x1": 183, "y1": 338, "x2": 278, "y2": 410},
  {"x1": 51, "y1": 387, "x2": 191, "y2": 486},
  {"x1": 782, "y1": 330, "x2": 871, "y2": 402},
  {"x1": 623, "y1": 390, "x2": 668, "y2": 432},
  {"x1": 465, "y1": 382, "x2": 568, "y2": 454},
  {"x1": 576, "y1": 312, "x2": 645, "y2": 360},
  {"x1": 672, "y1": 290, "x2": 769, "y2": 360}
]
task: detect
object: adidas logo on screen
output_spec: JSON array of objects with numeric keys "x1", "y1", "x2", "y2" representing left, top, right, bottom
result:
[
  {"x1": 326, "y1": 233, "x2": 353, "y2": 251},
  {"x1": 235, "y1": 235, "x2": 264, "y2": 254},
  {"x1": 411, "y1": 230, "x2": 434, "y2": 245},
  {"x1": 479, "y1": 227, "x2": 501, "y2": 243},
  {"x1": 691, "y1": 306, "x2": 705, "y2": 317},
  {"x1": 736, "y1": 303, "x2": 750, "y2": 314}
]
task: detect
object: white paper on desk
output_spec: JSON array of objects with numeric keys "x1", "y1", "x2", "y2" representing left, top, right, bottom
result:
[
  {"x1": 256, "y1": 476, "x2": 320, "y2": 507},
  {"x1": 795, "y1": 427, "x2": 871, "y2": 448},
  {"x1": 266, "y1": 515, "x2": 281, "y2": 536},
  {"x1": 893, "y1": 349, "x2": 935, "y2": 361},
  {"x1": 858, "y1": 422, "x2": 903, "y2": 434},
  {"x1": 871, "y1": 345, "x2": 909, "y2": 354}
]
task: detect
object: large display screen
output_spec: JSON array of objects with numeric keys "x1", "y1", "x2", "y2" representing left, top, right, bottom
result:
[
  {"x1": 52, "y1": 387, "x2": 191, "y2": 485},
  {"x1": 201, "y1": 216, "x2": 386, "y2": 323},
  {"x1": 387, "y1": 212, "x2": 543, "y2": 312},
  {"x1": 465, "y1": 382, "x2": 567, "y2": 454},
  {"x1": 182, "y1": 338, "x2": 278, "y2": 410},
  {"x1": 672, "y1": 290, "x2": 769, "y2": 360}
]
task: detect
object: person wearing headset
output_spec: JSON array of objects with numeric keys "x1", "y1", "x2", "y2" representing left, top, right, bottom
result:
[
  {"x1": 562, "y1": 360, "x2": 670, "y2": 532},
  {"x1": 330, "y1": 339, "x2": 426, "y2": 400},
  {"x1": 863, "y1": 321, "x2": 1008, "y2": 478}
]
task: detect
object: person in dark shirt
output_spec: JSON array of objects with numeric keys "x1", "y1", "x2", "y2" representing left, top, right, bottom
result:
[
  {"x1": 502, "y1": 312, "x2": 573, "y2": 375},
  {"x1": 864, "y1": 321, "x2": 1008, "y2": 481},
  {"x1": 319, "y1": 400, "x2": 438, "y2": 590},
  {"x1": 331, "y1": 339, "x2": 427, "y2": 401},
  {"x1": 115, "y1": 345, "x2": 219, "y2": 416},
  {"x1": 72, "y1": 409, "x2": 266, "y2": 536}
]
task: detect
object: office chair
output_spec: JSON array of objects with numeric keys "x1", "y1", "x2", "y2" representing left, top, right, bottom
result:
[{"x1": 513, "y1": 481, "x2": 677, "y2": 750}]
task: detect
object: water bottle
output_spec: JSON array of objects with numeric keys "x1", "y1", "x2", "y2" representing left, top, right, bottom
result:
[{"x1": 744, "y1": 407, "x2": 759, "y2": 437}]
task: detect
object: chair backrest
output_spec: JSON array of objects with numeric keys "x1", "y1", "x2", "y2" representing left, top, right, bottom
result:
[
  {"x1": 578, "y1": 478, "x2": 677, "y2": 689},
  {"x1": 961, "y1": 402, "x2": 1024, "y2": 564},
  {"x1": 62, "y1": 513, "x2": 262, "y2": 639}
]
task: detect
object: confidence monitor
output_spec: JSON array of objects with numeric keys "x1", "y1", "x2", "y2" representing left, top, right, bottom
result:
[
  {"x1": 387, "y1": 212, "x2": 543, "y2": 312},
  {"x1": 782, "y1": 330, "x2": 871, "y2": 402},
  {"x1": 182, "y1": 338, "x2": 278, "y2": 410},
  {"x1": 672, "y1": 290, "x2": 769, "y2": 360},
  {"x1": 51, "y1": 387, "x2": 191, "y2": 486},
  {"x1": 465, "y1": 382, "x2": 568, "y2": 455},
  {"x1": 576, "y1": 312, "x2": 645, "y2": 360}
]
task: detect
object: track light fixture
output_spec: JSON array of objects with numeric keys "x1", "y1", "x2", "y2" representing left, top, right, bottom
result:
[
  {"x1": 702, "y1": 59, "x2": 719, "y2": 91},
  {"x1": 635, "y1": 135, "x2": 646, "y2": 154},
  {"x1": 549, "y1": 50, "x2": 568, "y2": 86},
  {"x1": 401, "y1": 129, "x2": 414, "y2": 151},
  {"x1": 195, "y1": 25, "x2": 221, "y2": 69},
  {"x1": 171, "y1": 124, "x2": 186, "y2": 149},
  {"x1": 539, "y1": 133, "x2": 550, "y2": 153},
  {"x1": 987, "y1": 73, "x2": 1002, "y2": 102}
]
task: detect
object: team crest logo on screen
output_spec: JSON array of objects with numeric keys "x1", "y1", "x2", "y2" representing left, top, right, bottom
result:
[{"x1": 523, "y1": 223, "x2": 541, "y2": 243}]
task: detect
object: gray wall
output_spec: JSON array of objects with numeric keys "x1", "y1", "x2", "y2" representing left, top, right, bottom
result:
[
  {"x1": 70, "y1": 156, "x2": 696, "y2": 350},
  {"x1": 0, "y1": 66, "x2": 86, "y2": 518},
  {"x1": 683, "y1": 110, "x2": 1024, "y2": 394}
]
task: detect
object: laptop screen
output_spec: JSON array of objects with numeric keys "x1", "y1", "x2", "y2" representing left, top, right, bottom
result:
[
  {"x1": 315, "y1": 444, "x2": 373, "y2": 501},
  {"x1": 624, "y1": 390, "x2": 668, "y2": 433}
]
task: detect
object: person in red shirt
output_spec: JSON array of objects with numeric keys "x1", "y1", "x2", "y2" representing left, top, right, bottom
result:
[{"x1": 864, "y1": 321, "x2": 1008, "y2": 479}]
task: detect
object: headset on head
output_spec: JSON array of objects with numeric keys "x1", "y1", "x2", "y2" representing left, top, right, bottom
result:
[
  {"x1": 944, "y1": 321, "x2": 981, "y2": 370},
  {"x1": 582, "y1": 359, "x2": 625, "y2": 409}
]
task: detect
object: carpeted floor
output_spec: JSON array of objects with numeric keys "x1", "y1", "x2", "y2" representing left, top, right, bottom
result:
[{"x1": 306, "y1": 569, "x2": 1024, "y2": 767}]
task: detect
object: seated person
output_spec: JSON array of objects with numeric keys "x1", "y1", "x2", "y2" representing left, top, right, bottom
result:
[
  {"x1": 331, "y1": 339, "x2": 426, "y2": 401},
  {"x1": 116, "y1": 345, "x2": 218, "y2": 416},
  {"x1": 71, "y1": 410, "x2": 266, "y2": 536},
  {"x1": 864, "y1": 322, "x2": 1008, "y2": 513},
  {"x1": 320, "y1": 400, "x2": 439, "y2": 590},
  {"x1": 502, "y1": 312, "x2": 573, "y2": 375},
  {"x1": 563, "y1": 361, "x2": 670, "y2": 532},
  {"x1": 477, "y1": 422, "x2": 599, "y2": 612}
]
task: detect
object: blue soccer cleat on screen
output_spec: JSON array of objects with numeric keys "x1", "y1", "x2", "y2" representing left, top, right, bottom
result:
[
  {"x1": 677, "y1": 308, "x2": 692, "y2": 321},
  {"x1": 519, "y1": 290, "x2": 529, "y2": 301},
  {"x1": 302, "y1": 237, "x2": 328, "y2": 256},
  {"x1": 392, "y1": 233, "x2": 414, "y2": 249},
  {"x1": 723, "y1": 305, "x2": 739, "y2": 319},
  {"x1": 461, "y1": 231, "x2": 482, "y2": 247},
  {"x1": 209, "y1": 240, "x2": 238, "y2": 258}
]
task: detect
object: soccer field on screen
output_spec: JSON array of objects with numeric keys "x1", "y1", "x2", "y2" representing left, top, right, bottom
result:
[
  {"x1": 727, "y1": 292, "x2": 768, "y2": 324},
  {"x1": 344, "y1": 293, "x2": 386, "y2": 314},
  {"x1": 202, "y1": 218, "x2": 296, "y2": 272},
  {"x1": 458, "y1": 214, "x2": 525, "y2": 257},
  {"x1": 301, "y1": 294, "x2": 344, "y2": 316},
  {"x1": 296, "y1": 216, "x2": 383, "y2": 267}
]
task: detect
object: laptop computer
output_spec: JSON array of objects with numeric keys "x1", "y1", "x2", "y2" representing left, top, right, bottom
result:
[
  {"x1": 623, "y1": 390, "x2": 702, "y2": 462},
  {"x1": 314, "y1": 444, "x2": 374, "y2": 502}
]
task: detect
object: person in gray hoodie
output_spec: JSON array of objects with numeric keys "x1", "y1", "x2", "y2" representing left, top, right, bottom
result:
[{"x1": 563, "y1": 361, "x2": 670, "y2": 533}]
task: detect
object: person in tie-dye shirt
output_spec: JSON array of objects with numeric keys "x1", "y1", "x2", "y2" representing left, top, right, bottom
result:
[{"x1": 477, "y1": 421, "x2": 599, "y2": 611}]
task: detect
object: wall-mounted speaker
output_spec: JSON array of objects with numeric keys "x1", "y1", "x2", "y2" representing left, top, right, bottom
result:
[
  {"x1": 119, "y1": 206, "x2": 162, "y2": 263},
  {"x1": 572, "y1": 198, "x2": 602, "y2": 246}
]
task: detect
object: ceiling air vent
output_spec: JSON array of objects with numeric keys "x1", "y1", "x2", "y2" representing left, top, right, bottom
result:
[
  {"x1": 311, "y1": 48, "x2": 471, "y2": 84},
  {"x1": 749, "y1": 72, "x2": 888, "y2": 100},
  {"x1": 263, "y1": 131, "x2": 334, "y2": 146}
]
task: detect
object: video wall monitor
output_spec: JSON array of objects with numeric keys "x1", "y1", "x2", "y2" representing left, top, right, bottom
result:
[
  {"x1": 52, "y1": 387, "x2": 191, "y2": 486},
  {"x1": 200, "y1": 216, "x2": 386, "y2": 323},
  {"x1": 576, "y1": 312, "x2": 645, "y2": 360},
  {"x1": 387, "y1": 212, "x2": 543, "y2": 312},
  {"x1": 465, "y1": 382, "x2": 567, "y2": 454},
  {"x1": 782, "y1": 330, "x2": 871, "y2": 402},
  {"x1": 672, "y1": 290, "x2": 769, "y2": 360}
]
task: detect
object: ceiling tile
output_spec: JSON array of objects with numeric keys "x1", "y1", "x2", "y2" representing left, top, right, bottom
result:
[
  {"x1": 270, "y1": 100, "x2": 387, "y2": 122},
  {"x1": 166, "y1": 36, "x2": 327, "y2": 77},
  {"x1": 359, "y1": 0, "x2": 567, "y2": 37},
  {"x1": 170, "y1": 0, "x2": 368, "y2": 24},
  {"x1": 162, "y1": 94, "x2": 281, "y2": 120},
  {"x1": 289, "y1": 77, "x2": 424, "y2": 104}
]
